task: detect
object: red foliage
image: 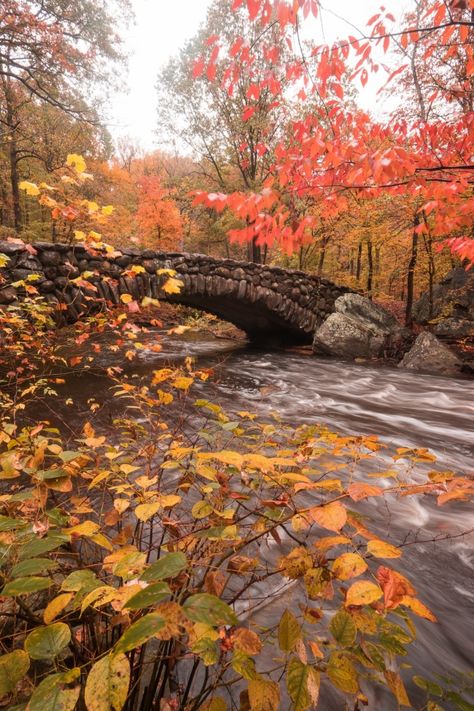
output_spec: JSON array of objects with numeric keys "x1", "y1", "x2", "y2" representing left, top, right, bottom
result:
[{"x1": 194, "y1": 0, "x2": 474, "y2": 265}]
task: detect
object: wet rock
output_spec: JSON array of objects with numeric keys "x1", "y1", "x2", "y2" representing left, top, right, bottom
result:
[
  {"x1": 39, "y1": 280, "x2": 55, "y2": 294},
  {"x1": 336, "y1": 293, "x2": 401, "y2": 333},
  {"x1": 413, "y1": 267, "x2": 474, "y2": 325},
  {"x1": 39, "y1": 250, "x2": 62, "y2": 267},
  {"x1": 398, "y1": 332, "x2": 462, "y2": 376},
  {"x1": 0, "y1": 286, "x2": 17, "y2": 304},
  {"x1": 313, "y1": 293, "x2": 401, "y2": 359},
  {"x1": 313, "y1": 312, "x2": 385, "y2": 358},
  {"x1": 433, "y1": 318, "x2": 474, "y2": 338}
]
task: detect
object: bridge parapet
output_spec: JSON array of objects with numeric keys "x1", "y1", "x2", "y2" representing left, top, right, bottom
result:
[{"x1": 0, "y1": 242, "x2": 352, "y2": 343}]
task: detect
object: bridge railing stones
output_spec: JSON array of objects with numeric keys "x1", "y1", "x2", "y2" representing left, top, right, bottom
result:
[{"x1": 0, "y1": 242, "x2": 352, "y2": 341}]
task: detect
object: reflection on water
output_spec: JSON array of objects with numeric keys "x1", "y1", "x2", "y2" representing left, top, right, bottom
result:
[{"x1": 43, "y1": 331, "x2": 474, "y2": 709}]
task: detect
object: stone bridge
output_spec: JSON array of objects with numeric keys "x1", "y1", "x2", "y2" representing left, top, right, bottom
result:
[{"x1": 0, "y1": 241, "x2": 351, "y2": 343}]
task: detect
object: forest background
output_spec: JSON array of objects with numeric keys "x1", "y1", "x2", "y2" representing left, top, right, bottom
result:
[{"x1": 2, "y1": 0, "x2": 474, "y2": 324}]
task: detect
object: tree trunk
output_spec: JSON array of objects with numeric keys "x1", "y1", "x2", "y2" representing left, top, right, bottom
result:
[
  {"x1": 405, "y1": 213, "x2": 420, "y2": 326},
  {"x1": 248, "y1": 236, "x2": 262, "y2": 263},
  {"x1": 367, "y1": 239, "x2": 373, "y2": 299},
  {"x1": 356, "y1": 242, "x2": 362, "y2": 281},
  {"x1": 8, "y1": 136, "x2": 22, "y2": 233},
  {"x1": 423, "y1": 230, "x2": 436, "y2": 320},
  {"x1": 3, "y1": 79, "x2": 22, "y2": 232}
]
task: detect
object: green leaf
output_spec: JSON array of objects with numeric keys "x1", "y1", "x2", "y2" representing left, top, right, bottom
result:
[
  {"x1": 278, "y1": 609, "x2": 301, "y2": 652},
  {"x1": 0, "y1": 650, "x2": 30, "y2": 696},
  {"x1": 140, "y1": 552, "x2": 187, "y2": 582},
  {"x1": 124, "y1": 582, "x2": 171, "y2": 610},
  {"x1": 25, "y1": 623, "x2": 71, "y2": 660},
  {"x1": 445, "y1": 692, "x2": 474, "y2": 711},
  {"x1": 18, "y1": 532, "x2": 69, "y2": 559},
  {"x1": 192, "y1": 501, "x2": 213, "y2": 519},
  {"x1": 61, "y1": 569, "x2": 99, "y2": 592},
  {"x1": 28, "y1": 669, "x2": 80, "y2": 711},
  {"x1": 35, "y1": 468, "x2": 69, "y2": 481},
  {"x1": 191, "y1": 636, "x2": 219, "y2": 666},
  {"x1": 183, "y1": 594, "x2": 238, "y2": 626},
  {"x1": 329, "y1": 611, "x2": 357, "y2": 647},
  {"x1": 0, "y1": 515, "x2": 28, "y2": 532},
  {"x1": 327, "y1": 652, "x2": 359, "y2": 694},
  {"x1": 11, "y1": 558, "x2": 59, "y2": 577},
  {"x1": 85, "y1": 653, "x2": 130, "y2": 711},
  {"x1": 232, "y1": 651, "x2": 258, "y2": 680},
  {"x1": 286, "y1": 657, "x2": 311, "y2": 711},
  {"x1": 114, "y1": 613, "x2": 165, "y2": 655},
  {"x1": 2, "y1": 576, "x2": 51, "y2": 596},
  {"x1": 413, "y1": 676, "x2": 443, "y2": 697}
]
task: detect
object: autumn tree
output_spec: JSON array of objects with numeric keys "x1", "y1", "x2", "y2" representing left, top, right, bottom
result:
[
  {"x1": 135, "y1": 175, "x2": 183, "y2": 249},
  {"x1": 194, "y1": 0, "x2": 474, "y2": 295},
  {"x1": 0, "y1": 0, "x2": 130, "y2": 232},
  {"x1": 157, "y1": 0, "x2": 294, "y2": 262}
]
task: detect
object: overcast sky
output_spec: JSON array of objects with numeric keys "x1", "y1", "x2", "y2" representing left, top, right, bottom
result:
[{"x1": 108, "y1": 0, "x2": 411, "y2": 151}]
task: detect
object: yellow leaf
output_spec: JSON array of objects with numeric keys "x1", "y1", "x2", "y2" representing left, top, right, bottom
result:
[
  {"x1": 63, "y1": 520, "x2": 100, "y2": 537},
  {"x1": 314, "y1": 535, "x2": 351, "y2": 551},
  {"x1": 233, "y1": 628, "x2": 262, "y2": 656},
  {"x1": 248, "y1": 679, "x2": 280, "y2": 711},
  {"x1": 89, "y1": 533, "x2": 113, "y2": 551},
  {"x1": 120, "y1": 293, "x2": 133, "y2": 304},
  {"x1": 399, "y1": 595, "x2": 437, "y2": 622},
  {"x1": 347, "y1": 483, "x2": 383, "y2": 501},
  {"x1": 198, "y1": 451, "x2": 243, "y2": 469},
  {"x1": 279, "y1": 547, "x2": 313, "y2": 579},
  {"x1": 384, "y1": 670, "x2": 411, "y2": 707},
  {"x1": 162, "y1": 277, "x2": 183, "y2": 294},
  {"x1": 243, "y1": 453, "x2": 274, "y2": 472},
  {"x1": 19, "y1": 180, "x2": 40, "y2": 196},
  {"x1": 130, "y1": 264, "x2": 145, "y2": 274},
  {"x1": 74, "y1": 230, "x2": 86, "y2": 241},
  {"x1": 66, "y1": 153, "x2": 87, "y2": 173},
  {"x1": 101, "y1": 205, "x2": 114, "y2": 216},
  {"x1": 345, "y1": 581, "x2": 383, "y2": 607},
  {"x1": 43, "y1": 593, "x2": 73, "y2": 624},
  {"x1": 114, "y1": 499, "x2": 130, "y2": 515},
  {"x1": 159, "y1": 494, "x2": 181, "y2": 508},
  {"x1": 332, "y1": 553, "x2": 368, "y2": 581},
  {"x1": 157, "y1": 268, "x2": 176, "y2": 276},
  {"x1": 173, "y1": 376, "x2": 194, "y2": 391},
  {"x1": 310, "y1": 501, "x2": 347, "y2": 532},
  {"x1": 168, "y1": 325, "x2": 190, "y2": 335},
  {"x1": 135, "y1": 501, "x2": 162, "y2": 521},
  {"x1": 367, "y1": 540, "x2": 401, "y2": 559},
  {"x1": 85, "y1": 653, "x2": 130, "y2": 711},
  {"x1": 81, "y1": 586, "x2": 117, "y2": 614}
]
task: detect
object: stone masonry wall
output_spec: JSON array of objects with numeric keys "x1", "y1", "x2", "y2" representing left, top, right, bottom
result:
[{"x1": 0, "y1": 242, "x2": 352, "y2": 342}]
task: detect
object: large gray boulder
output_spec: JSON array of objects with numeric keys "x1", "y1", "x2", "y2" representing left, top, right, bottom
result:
[
  {"x1": 398, "y1": 332, "x2": 462, "y2": 376},
  {"x1": 313, "y1": 293, "x2": 402, "y2": 359}
]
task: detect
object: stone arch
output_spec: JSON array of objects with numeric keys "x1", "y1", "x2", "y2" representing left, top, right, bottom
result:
[{"x1": 0, "y1": 243, "x2": 352, "y2": 344}]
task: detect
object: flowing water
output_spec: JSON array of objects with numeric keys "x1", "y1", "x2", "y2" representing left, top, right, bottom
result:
[{"x1": 46, "y1": 331, "x2": 474, "y2": 709}]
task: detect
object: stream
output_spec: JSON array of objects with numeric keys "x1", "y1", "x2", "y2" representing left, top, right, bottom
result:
[{"x1": 43, "y1": 330, "x2": 474, "y2": 710}]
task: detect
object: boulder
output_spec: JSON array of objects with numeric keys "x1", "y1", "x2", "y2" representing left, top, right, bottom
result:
[
  {"x1": 313, "y1": 312, "x2": 385, "y2": 358},
  {"x1": 312, "y1": 293, "x2": 402, "y2": 359},
  {"x1": 433, "y1": 318, "x2": 474, "y2": 338},
  {"x1": 413, "y1": 267, "x2": 474, "y2": 325},
  {"x1": 398, "y1": 332, "x2": 462, "y2": 376},
  {"x1": 335, "y1": 292, "x2": 401, "y2": 333}
]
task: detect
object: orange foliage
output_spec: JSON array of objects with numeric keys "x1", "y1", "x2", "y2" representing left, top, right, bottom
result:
[{"x1": 136, "y1": 176, "x2": 183, "y2": 250}]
